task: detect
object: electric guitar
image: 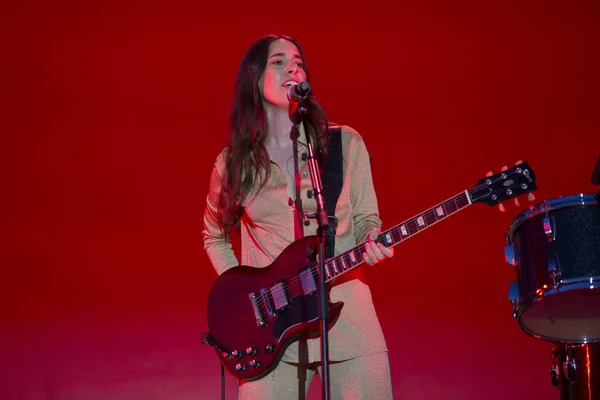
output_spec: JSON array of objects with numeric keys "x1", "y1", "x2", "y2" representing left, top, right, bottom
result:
[{"x1": 204, "y1": 162, "x2": 537, "y2": 381}]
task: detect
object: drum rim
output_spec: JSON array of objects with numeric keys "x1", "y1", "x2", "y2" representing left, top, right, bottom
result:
[
  {"x1": 516, "y1": 315, "x2": 600, "y2": 344},
  {"x1": 508, "y1": 193, "x2": 598, "y2": 237},
  {"x1": 517, "y1": 322, "x2": 600, "y2": 344},
  {"x1": 514, "y1": 276, "x2": 600, "y2": 344}
]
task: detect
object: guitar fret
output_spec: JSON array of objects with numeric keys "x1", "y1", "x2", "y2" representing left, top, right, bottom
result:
[
  {"x1": 445, "y1": 199, "x2": 458, "y2": 214},
  {"x1": 424, "y1": 209, "x2": 437, "y2": 225},
  {"x1": 400, "y1": 224, "x2": 409, "y2": 237},
  {"x1": 354, "y1": 247, "x2": 363, "y2": 264},
  {"x1": 435, "y1": 205, "x2": 446, "y2": 219},
  {"x1": 391, "y1": 227, "x2": 402, "y2": 243},
  {"x1": 407, "y1": 219, "x2": 419, "y2": 234},
  {"x1": 349, "y1": 249, "x2": 357, "y2": 264},
  {"x1": 340, "y1": 255, "x2": 348, "y2": 270},
  {"x1": 331, "y1": 259, "x2": 340, "y2": 275},
  {"x1": 441, "y1": 202, "x2": 449, "y2": 216},
  {"x1": 416, "y1": 214, "x2": 427, "y2": 228},
  {"x1": 325, "y1": 262, "x2": 333, "y2": 279},
  {"x1": 456, "y1": 193, "x2": 470, "y2": 208},
  {"x1": 383, "y1": 231, "x2": 394, "y2": 247}
]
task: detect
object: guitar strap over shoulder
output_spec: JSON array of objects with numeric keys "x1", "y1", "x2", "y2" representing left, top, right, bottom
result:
[{"x1": 321, "y1": 125, "x2": 343, "y2": 258}]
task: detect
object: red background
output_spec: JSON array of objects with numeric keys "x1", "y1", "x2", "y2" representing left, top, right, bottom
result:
[{"x1": 2, "y1": 1, "x2": 599, "y2": 398}]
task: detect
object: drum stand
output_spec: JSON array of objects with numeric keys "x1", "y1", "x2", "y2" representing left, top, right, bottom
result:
[{"x1": 550, "y1": 342, "x2": 600, "y2": 400}]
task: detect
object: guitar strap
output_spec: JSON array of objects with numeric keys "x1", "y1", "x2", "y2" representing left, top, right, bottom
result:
[{"x1": 321, "y1": 125, "x2": 343, "y2": 258}]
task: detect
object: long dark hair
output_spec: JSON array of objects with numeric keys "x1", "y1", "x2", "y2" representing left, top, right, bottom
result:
[{"x1": 219, "y1": 34, "x2": 329, "y2": 235}]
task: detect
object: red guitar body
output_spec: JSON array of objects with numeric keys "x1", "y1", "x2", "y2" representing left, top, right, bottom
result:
[{"x1": 206, "y1": 235, "x2": 343, "y2": 381}]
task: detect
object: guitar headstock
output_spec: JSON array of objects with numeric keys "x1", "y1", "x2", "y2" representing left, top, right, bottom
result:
[{"x1": 469, "y1": 161, "x2": 537, "y2": 207}]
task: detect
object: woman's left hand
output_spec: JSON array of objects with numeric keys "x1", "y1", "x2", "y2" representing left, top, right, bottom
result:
[{"x1": 362, "y1": 228, "x2": 394, "y2": 266}]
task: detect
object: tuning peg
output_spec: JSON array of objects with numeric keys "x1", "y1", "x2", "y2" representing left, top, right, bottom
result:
[
  {"x1": 501, "y1": 166, "x2": 508, "y2": 171},
  {"x1": 498, "y1": 203, "x2": 506, "y2": 212},
  {"x1": 516, "y1": 160, "x2": 523, "y2": 165},
  {"x1": 486, "y1": 171, "x2": 493, "y2": 177},
  {"x1": 514, "y1": 197, "x2": 520, "y2": 206},
  {"x1": 528, "y1": 193, "x2": 536, "y2": 202}
]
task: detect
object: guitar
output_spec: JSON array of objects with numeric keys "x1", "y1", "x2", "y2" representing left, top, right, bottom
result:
[{"x1": 205, "y1": 162, "x2": 537, "y2": 381}]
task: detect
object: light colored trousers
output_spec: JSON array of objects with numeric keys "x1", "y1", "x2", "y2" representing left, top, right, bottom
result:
[{"x1": 239, "y1": 351, "x2": 393, "y2": 400}]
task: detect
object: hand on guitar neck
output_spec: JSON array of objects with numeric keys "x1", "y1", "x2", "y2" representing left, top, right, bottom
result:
[{"x1": 363, "y1": 228, "x2": 395, "y2": 266}]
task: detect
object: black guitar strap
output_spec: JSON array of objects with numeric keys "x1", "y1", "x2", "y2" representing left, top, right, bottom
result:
[{"x1": 321, "y1": 125, "x2": 343, "y2": 258}]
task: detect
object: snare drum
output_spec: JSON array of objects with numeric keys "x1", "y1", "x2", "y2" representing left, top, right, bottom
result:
[{"x1": 506, "y1": 194, "x2": 600, "y2": 343}]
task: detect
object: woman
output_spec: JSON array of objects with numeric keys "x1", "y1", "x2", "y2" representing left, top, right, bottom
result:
[{"x1": 202, "y1": 34, "x2": 394, "y2": 399}]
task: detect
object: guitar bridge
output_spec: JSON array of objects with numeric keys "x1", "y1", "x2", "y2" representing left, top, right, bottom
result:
[{"x1": 248, "y1": 292, "x2": 266, "y2": 327}]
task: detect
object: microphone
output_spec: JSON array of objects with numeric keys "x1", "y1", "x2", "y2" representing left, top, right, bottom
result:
[
  {"x1": 287, "y1": 81, "x2": 312, "y2": 103},
  {"x1": 592, "y1": 154, "x2": 600, "y2": 185}
]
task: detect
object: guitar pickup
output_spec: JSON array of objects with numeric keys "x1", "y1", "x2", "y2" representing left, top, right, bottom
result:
[
  {"x1": 269, "y1": 280, "x2": 291, "y2": 313},
  {"x1": 260, "y1": 288, "x2": 276, "y2": 318},
  {"x1": 248, "y1": 292, "x2": 266, "y2": 327},
  {"x1": 299, "y1": 266, "x2": 317, "y2": 295}
]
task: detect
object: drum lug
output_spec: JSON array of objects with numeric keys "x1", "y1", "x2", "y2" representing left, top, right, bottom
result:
[
  {"x1": 563, "y1": 356, "x2": 577, "y2": 382},
  {"x1": 543, "y1": 215, "x2": 553, "y2": 241},
  {"x1": 504, "y1": 243, "x2": 516, "y2": 267},
  {"x1": 508, "y1": 280, "x2": 520, "y2": 318},
  {"x1": 550, "y1": 346, "x2": 562, "y2": 388},
  {"x1": 548, "y1": 256, "x2": 562, "y2": 288},
  {"x1": 549, "y1": 367, "x2": 560, "y2": 388}
]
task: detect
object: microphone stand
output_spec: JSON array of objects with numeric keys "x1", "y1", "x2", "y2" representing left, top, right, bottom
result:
[{"x1": 289, "y1": 101, "x2": 331, "y2": 400}]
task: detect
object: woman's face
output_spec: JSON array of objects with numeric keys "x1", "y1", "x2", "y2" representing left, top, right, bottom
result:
[{"x1": 258, "y1": 38, "x2": 307, "y2": 108}]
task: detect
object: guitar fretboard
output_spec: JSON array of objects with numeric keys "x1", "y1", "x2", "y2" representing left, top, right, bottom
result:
[{"x1": 322, "y1": 190, "x2": 472, "y2": 282}]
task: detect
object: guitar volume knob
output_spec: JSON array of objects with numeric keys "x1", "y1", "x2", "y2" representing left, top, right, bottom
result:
[
  {"x1": 231, "y1": 350, "x2": 242, "y2": 359},
  {"x1": 249, "y1": 359, "x2": 261, "y2": 368},
  {"x1": 246, "y1": 346, "x2": 257, "y2": 356},
  {"x1": 265, "y1": 342, "x2": 275, "y2": 354},
  {"x1": 235, "y1": 363, "x2": 247, "y2": 372}
]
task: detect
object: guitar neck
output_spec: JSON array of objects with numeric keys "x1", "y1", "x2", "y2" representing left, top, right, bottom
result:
[{"x1": 323, "y1": 190, "x2": 473, "y2": 282}]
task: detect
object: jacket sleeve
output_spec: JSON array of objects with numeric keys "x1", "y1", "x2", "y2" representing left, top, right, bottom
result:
[
  {"x1": 346, "y1": 126, "x2": 383, "y2": 244},
  {"x1": 202, "y1": 152, "x2": 240, "y2": 275}
]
